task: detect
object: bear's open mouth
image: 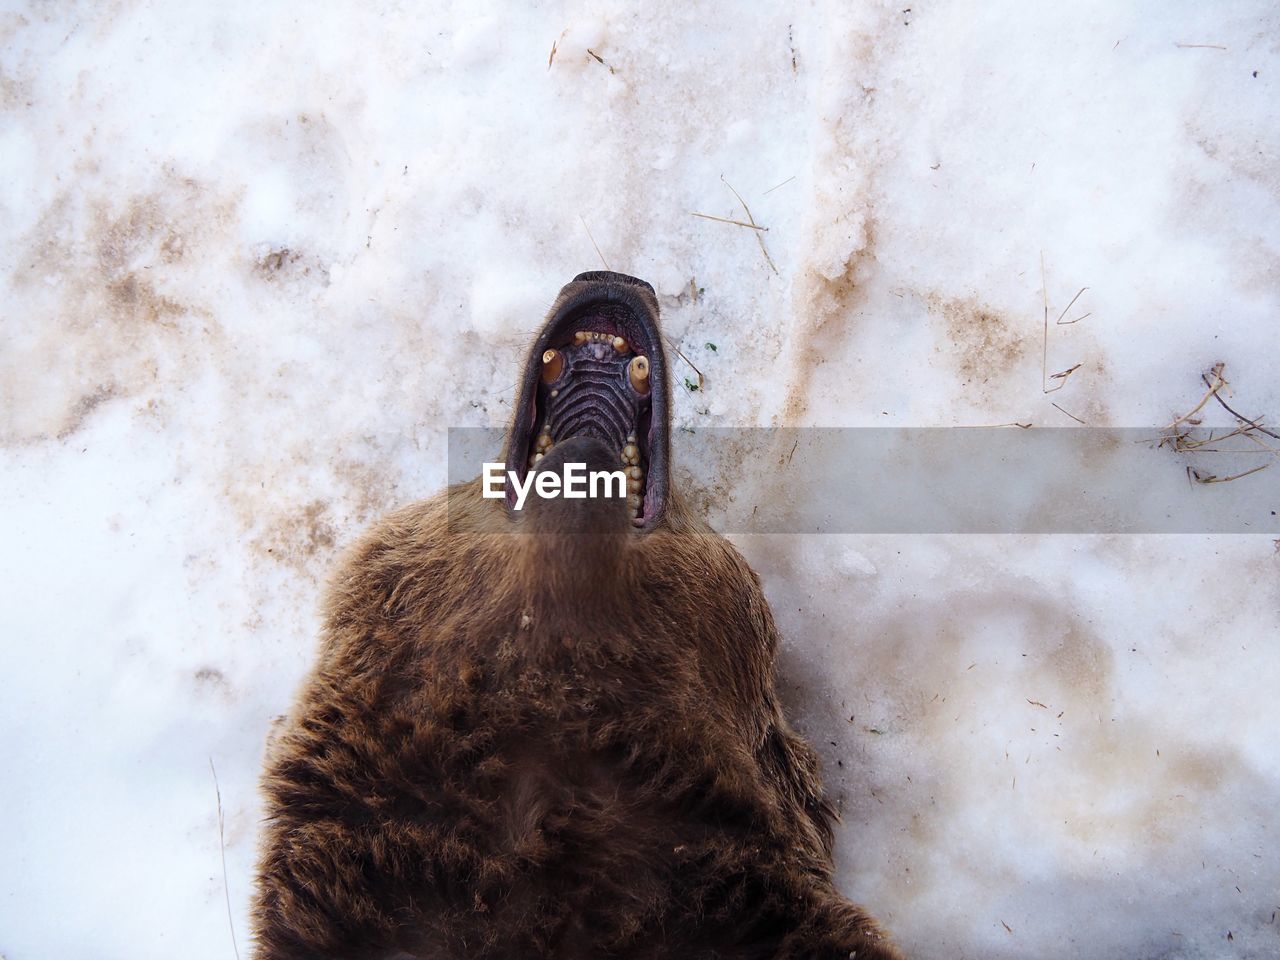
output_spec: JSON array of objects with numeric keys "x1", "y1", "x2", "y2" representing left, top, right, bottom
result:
[{"x1": 505, "y1": 272, "x2": 669, "y2": 530}]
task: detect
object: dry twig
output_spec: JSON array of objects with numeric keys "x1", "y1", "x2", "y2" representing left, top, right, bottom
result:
[
  {"x1": 1188, "y1": 464, "x2": 1270, "y2": 484},
  {"x1": 1051, "y1": 402, "x2": 1086, "y2": 425},
  {"x1": 1201, "y1": 371, "x2": 1280, "y2": 439},
  {"x1": 666, "y1": 337, "x2": 705, "y2": 390},
  {"x1": 1156, "y1": 363, "x2": 1277, "y2": 484},
  {"x1": 210, "y1": 759, "x2": 242, "y2": 960},
  {"x1": 722, "y1": 176, "x2": 778, "y2": 275},
  {"x1": 1166, "y1": 363, "x2": 1225, "y2": 430},
  {"x1": 1055, "y1": 287, "x2": 1090, "y2": 325},
  {"x1": 1040, "y1": 255, "x2": 1085, "y2": 394},
  {"x1": 579, "y1": 216, "x2": 610, "y2": 270},
  {"x1": 691, "y1": 212, "x2": 767, "y2": 231}
]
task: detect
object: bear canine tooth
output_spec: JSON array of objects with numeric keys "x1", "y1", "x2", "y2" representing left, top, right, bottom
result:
[{"x1": 628, "y1": 356, "x2": 650, "y2": 394}]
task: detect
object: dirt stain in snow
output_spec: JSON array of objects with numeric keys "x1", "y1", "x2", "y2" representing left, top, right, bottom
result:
[
  {"x1": 930, "y1": 296, "x2": 1031, "y2": 397},
  {"x1": 755, "y1": 548, "x2": 1260, "y2": 922},
  {"x1": 233, "y1": 456, "x2": 401, "y2": 585},
  {"x1": 193, "y1": 666, "x2": 233, "y2": 702},
  {"x1": 2, "y1": 173, "x2": 235, "y2": 445},
  {"x1": 252, "y1": 499, "x2": 338, "y2": 572},
  {"x1": 782, "y1": 218, "x2": 880, "y2": 423},
  {"x1": 252, "y1": 244, "x2": 331, "y2": 287},
  {"x1": 55, "y1": 384, "x2": 121, "y2": 440}
]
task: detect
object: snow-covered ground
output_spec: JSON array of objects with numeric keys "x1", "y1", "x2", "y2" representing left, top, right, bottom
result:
[{"x1": 2, "y1": 2, "x2": 1278, "y2": 958}]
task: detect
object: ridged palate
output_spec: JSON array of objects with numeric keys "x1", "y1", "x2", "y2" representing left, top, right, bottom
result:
[{"x1": 532, "y1": 333, "x2": 651, "y2": 521}]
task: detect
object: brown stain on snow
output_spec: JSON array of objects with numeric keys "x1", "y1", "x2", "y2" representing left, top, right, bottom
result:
[
  {"x1": 232, "y1": 457, "x2": 402, "y2": 581},
  {"x1": 252, "y1": 244, "x2": 331, "y2": 286},
  {"x1": 194, "y1": 666, "x2": 233, "y2": 702},
  {"x1": 747, "y1": 547, "x2": 1252, "y2": 911},
  {"x1": 782, "y1": 218, "x2": 879, "y2": 424},
  {"x1": 252, "y1": 499, "x2": 339, "y2": 573},
  {"x1": 3, "y1": 164, "x2": 406, "y2": 636},
  {"x1": 2, "y1": 172, "x2": 235, "y2": 445},
  {"x1": 930, "y1": 295, "x2": 1031, "y2": 395},
  {"x1": 56, "y1": 384, "x2": 121, "y2": 440}
]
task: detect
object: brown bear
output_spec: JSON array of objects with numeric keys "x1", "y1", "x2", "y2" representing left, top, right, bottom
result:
[{"x1": 250, "y1": 271, "x2": 903, "y2": 959}]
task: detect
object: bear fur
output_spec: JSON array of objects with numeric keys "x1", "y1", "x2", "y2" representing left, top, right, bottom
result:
[{"x1": 250, "y1": 281, "x2": 903, "y2": 960}]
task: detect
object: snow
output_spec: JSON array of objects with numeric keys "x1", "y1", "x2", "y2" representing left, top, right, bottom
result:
[{"x1": 2, "y1": 2, "x2": 1278, "y2": 958}]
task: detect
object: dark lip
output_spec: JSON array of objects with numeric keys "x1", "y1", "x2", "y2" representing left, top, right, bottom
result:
[
  {"x1": 504, "y1": 273, "x2": 670, "y2": 531},
  {"x1": 569, "y1": 270, "x2": 657, "y2": 297}
]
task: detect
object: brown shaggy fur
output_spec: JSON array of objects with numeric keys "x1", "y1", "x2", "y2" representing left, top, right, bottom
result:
[{"x1": 251, "y1": 284, "x2": 903, "y2": 959}]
